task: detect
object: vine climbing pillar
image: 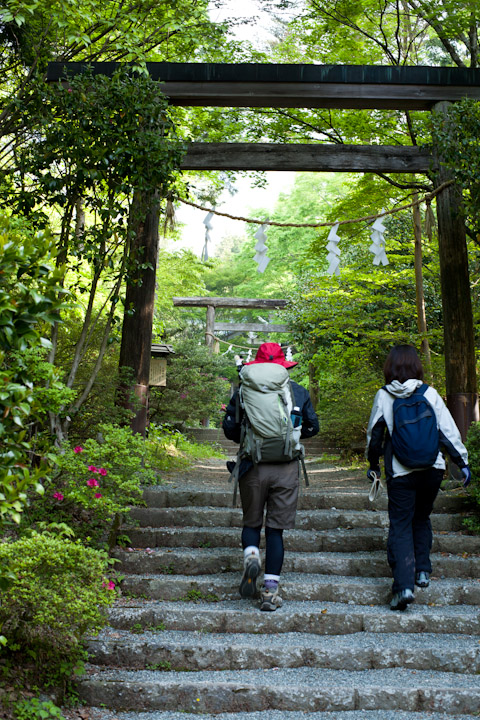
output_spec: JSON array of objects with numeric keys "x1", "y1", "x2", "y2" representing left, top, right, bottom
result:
[{"x1": 432, "y1": 102, "x2": 479, "y2": 439}]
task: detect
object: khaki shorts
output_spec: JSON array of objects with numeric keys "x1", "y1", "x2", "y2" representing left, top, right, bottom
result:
[{"x1": 239, "y1": 460, "x2": 300, "y2": 530}]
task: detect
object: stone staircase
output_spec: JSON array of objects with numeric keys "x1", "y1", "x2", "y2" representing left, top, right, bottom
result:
[{"x1": 79, "y1": 459, "x2": 480, "y2": 720}]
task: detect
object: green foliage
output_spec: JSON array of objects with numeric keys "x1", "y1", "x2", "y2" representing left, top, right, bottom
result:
[
  {"x1": 13, "y1": 697, "x2": 65, "y2": 720},
  {"x1": 313, "y1": 345, "x2": 380, "y2": 446},
  {"x1": 51, "y1": 424, "x2": 157, "y2": 519},
  {"x1": 154, "y1": 249, "x2": 211, "y2": 336},
  {"x1": 145, "y1": 425, "x2": 224, "y2": 471},
  {"x1": 0, "y1": 531, "x2": 115, "y2": 683},
  {"x1": 149, "y1": 338, "x2": 231, "y2": 429},
  {"x1": 431, "y1": 98, "x2": 480, "y2": 234},
  {"x1": 464, "y1": 422, "x2": 480, "y2": 532},
  {"x1": 283, "y1": 206, "x2": 445, "y2": 446},
  {"x1": 0, "y1": 213, "x2": 67, "y2": 525},
  {"x1": 15, "y1": 67, "x2": 184, "y2": 211}
]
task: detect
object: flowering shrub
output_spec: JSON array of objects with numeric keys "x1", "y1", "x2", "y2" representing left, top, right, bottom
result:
[
  {"x1": 51, "y1": 423, "x2": 158, "y2": 519},
  {"x1": 0, "y1": 531, "x2": 115, "y2": 685}
]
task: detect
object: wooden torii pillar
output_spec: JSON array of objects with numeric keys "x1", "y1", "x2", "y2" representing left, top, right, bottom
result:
[{"x1": 433, "y1": 102, "x2": 479, "y2": 438}]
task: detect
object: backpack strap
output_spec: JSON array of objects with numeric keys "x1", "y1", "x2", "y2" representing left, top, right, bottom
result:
[
  {"x1": 229, "y1": 397, "x2": 248, "y2": 507},
  {"x1": 235, "y1": 389, "x2": 241, "y2": 424},
  {"x1": 300, "y1": 455, "x2": 309, "y2": 488},
  {"x1": 287, "y1": 380, "x2": 309, "y2": 488}
]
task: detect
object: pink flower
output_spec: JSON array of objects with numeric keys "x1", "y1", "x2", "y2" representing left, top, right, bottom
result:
[
  {"x1": 221, "y1": 403, "x2": 227, "y2": 410},
  {"x1": 102, "y1": 580, "x2": 116, "y2": 590},
  {"x1": 53, "y1": 492, "x2": 64, "y2": 501},
  {"x1": 87, "y1": 478, "x2": 99, "y2": 487},
  {"x1": 94, "y1": 492, "x2": 102, "y2": 499},
  {"x1": 74, "y1": 446, "x2": 83, "y2": 454},
  {"x1": 88, "y1": 465, "x2": 99, "y2": 473},
  {"x1": 180, "y1": 392, "x2": 188, "y2": 399},
  {"x1": 99, "y1": 468, "x2": 107, "y2": 476}
]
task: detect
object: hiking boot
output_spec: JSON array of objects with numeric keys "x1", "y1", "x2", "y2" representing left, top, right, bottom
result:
[
  {"x1": 390, "y1": 588, "x2": 415, "y2": 611},
  {"x1": 260, "y1": 586, "x2": 283, "y2": 611},
  {"x1": 239, "y1": 554, "x2": 260, "y2": 598},
  {"x1": 415, "y1": 571, "x2": 430, "y2": 588}
]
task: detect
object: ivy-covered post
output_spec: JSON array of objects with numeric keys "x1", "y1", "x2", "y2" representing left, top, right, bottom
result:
[
  {"x1": 118, "y1": 192, "x2": 160, "y2": 436},
  {"x1": 432, "y1": 101, "x2": 479, "y2": 439}
]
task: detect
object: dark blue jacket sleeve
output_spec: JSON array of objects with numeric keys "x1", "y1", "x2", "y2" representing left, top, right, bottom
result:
[
  {"x1": 291, "y1": 382, "x2": 319, "y2": 438},
  {"x1": 367, "y1": 418, "x2": 387, "y2": 470},
  {"x1": 222, "y1": 390, "x2": 242, "y2": 443}
]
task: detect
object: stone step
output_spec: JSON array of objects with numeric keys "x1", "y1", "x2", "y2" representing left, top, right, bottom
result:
[
  {"x1": 88, "y1": 629, "x2": 480, "y2": 674},
  {"x1": 123, "y1": 525, "x2": 480, "y2": 555},
  {"x1": 107, "y1": 600, "x2": 480, "y2": 636},
  {"x1": 113, "y1": 547, "x2": 480, "y2": 579},
  {"x1": 120, "y1": 572, "x2": 480, "y2": 606},
  {"x1": 76, "y1": 711, "x2": 480, "y2": 720},
  {"x1": 128, "y1": 505, "x2": 468, "y2": 532},
  {"x1": 77, "y1": 666, "x2": 480, "y2": 715},
  {"x1": 185, "y1": 428, "x2": 330, "y2": 456},
  {"x1": 141, "y1": 485, "x2": 471, "y2": 514}
]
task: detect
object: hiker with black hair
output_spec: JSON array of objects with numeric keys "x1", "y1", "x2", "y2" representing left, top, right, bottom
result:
[
  {"x1": 366, "y1": 344, "x2": 471, "y2": 611},
  {"x1": 222, "y1": 342, "x2": 319, "y2": 611}
]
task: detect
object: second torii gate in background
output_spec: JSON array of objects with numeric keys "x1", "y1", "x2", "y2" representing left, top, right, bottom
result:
[{"x1": 172, "y1": 296, "x2": 290, "y2": 352}]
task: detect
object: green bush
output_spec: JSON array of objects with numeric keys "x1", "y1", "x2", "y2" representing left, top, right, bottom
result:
[
  {"x1": 149, "y1": 338, "x2": 231, "y2": 429},
  {"x1": 464, "y1": 422, "x2": 480, "y2": 532},
  {"x1": 145, "y1": 424, "x2": 224, "y2": 471},
  {"x1": 313, "y1": 345, "x2": 380, "y2": 448},
  {"x1": 0, "y1": 213, "x2": 67, "y2": 526},
  {"x1": 0, "y1": 531, "x2": 115, "y2": 683},
  {"x1": 14, "y1": 697, "x2": 65, "y2": 720}
]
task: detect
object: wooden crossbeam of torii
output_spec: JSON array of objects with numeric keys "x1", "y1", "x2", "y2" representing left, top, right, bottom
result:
[
  {"x1": 180, "y1": 143, "x2": 433, "y2": 173},
  {"x1": 172, "y1": 297, "x2": 290, "y2": 351},
  {"x1": 47, "y1": 62, "x2": 480, "y2": 110}
]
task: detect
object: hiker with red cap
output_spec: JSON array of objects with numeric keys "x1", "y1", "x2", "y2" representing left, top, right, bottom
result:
[{"x1": 222, "y1": 342, "x2": 319, "y2": 611}]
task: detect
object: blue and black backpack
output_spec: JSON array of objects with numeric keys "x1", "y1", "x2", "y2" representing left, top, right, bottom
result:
[{"x1": 384, "y1": 383, "x2": 439, "y2": 468}]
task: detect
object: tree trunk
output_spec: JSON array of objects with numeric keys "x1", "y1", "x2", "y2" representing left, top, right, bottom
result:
[
  {"x1": 432, "y1": 102, "x2": 479, "y2": 439},
  {"x1": 117, "y1": 191, "x2": 160, "y2": 436}
]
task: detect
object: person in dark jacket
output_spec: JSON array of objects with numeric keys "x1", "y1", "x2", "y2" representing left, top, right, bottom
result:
[
  {"x1": 366, "y1": 345, "x2": 471, "y2": 611},
  {"x1": 223, "y1": 342, "x2": 319, "y2": 611}
]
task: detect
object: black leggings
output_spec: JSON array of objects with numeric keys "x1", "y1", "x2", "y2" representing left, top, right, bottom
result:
[
  {"x1": 387, "y1": 468, "x2": 443, "y2": 593},
  {"x1": 241, "y1": 525, "x2": 284, "y2": 576}
]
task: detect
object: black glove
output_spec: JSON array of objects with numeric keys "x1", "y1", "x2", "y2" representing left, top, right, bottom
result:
[
  {"x1": 367, "y1": 467, "x2": 380, "y2": 482},
  {"x1": 462, "y1": 466, "x2": 472, "y2": 488}
]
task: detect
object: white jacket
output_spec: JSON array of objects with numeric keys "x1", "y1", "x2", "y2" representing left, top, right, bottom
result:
[{"x1": 366, "y1": 379, "x2": 468, "y2": 477}]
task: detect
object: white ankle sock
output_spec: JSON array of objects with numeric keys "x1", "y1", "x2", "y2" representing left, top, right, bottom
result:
[{"x1": 244, "y1": 546, "x2": 260, "y2": 561}]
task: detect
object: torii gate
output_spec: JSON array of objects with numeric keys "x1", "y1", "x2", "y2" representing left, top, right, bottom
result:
[
  {"x1": 47, "y1": 62, "x2": 480, "y2": 437},
  {"x1": 172, "y1": 296, "x2": 289, "y2": 351}
]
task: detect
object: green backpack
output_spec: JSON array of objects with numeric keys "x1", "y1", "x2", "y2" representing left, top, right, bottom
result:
[
  {"x1": 229, "y1": 363, "x2": 308, "y2": 505},
  {"x1": 239, "y1": 363, "x2": 303, "y2": 463}
]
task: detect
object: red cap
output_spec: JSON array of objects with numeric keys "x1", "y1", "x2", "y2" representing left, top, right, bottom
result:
[{"x1": 244, "y1": 342, "x2": 297, "y2": 369}]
